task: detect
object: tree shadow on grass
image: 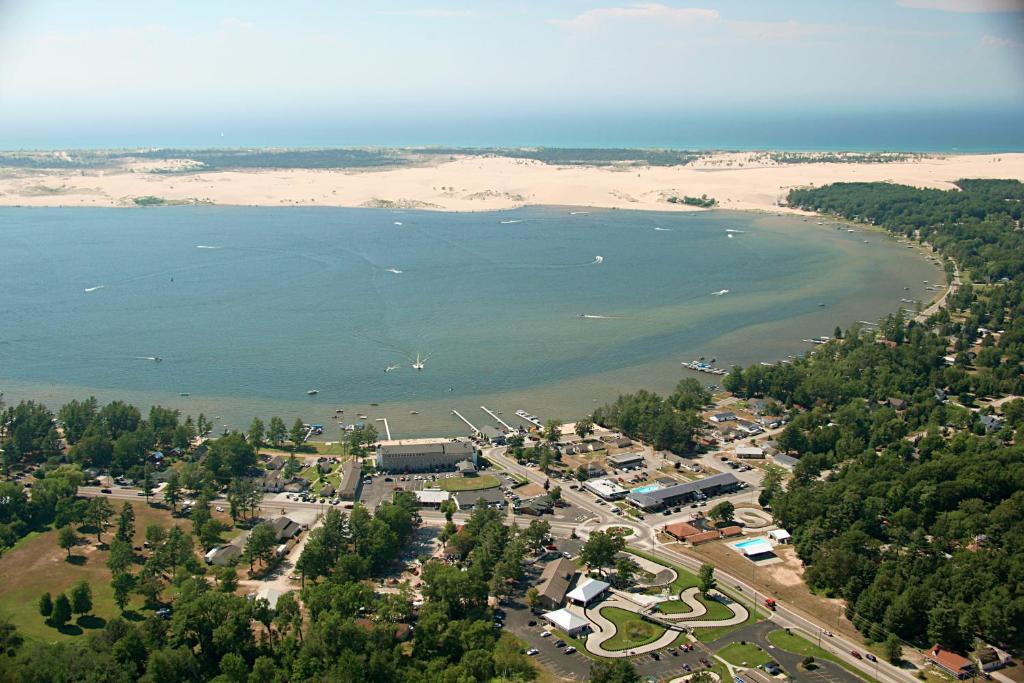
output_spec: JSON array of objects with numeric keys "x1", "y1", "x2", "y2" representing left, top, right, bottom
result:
[
  {"x1": 77, "y1": 615, "x2": 106, "y2": 630},
  {"x1": 55, "y1": 623, "x2": 83, "y2": 636},
  {"x1": 66, "y1": 555, "x2": 87, "y2": 566},
  {"x1": 121, "y1": 610, "x2": 145, "y2": 622}
]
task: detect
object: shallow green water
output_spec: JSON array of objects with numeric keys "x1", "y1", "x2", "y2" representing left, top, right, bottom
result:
[{"x1": 0, "y1": 206, "x2": 941, "y2": 437}]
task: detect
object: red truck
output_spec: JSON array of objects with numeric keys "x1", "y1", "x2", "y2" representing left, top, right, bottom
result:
[{"x1": 764, "y1": 598, "x2": 777, "y2": 611}]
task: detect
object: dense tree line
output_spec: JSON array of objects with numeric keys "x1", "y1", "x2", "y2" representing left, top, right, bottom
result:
[
  {"x1": 592, "y1": 379, "x2": 709, "y2": 453},
  {"x1": 730, "y1": 179, "x2": 1024, "y2": 651},
  {"x1": 0, "y1": 490, "x2": 543, "y2": 682}
]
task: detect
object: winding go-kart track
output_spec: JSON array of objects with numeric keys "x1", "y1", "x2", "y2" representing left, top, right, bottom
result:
[{"x1": 575, "y1": 553, "x2": 749, "y2": 658}]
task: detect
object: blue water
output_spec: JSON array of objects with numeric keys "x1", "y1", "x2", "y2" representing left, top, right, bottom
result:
[
  {"x1": 4, "y1": 109, "x2": 1022, "y2": 152},
  {"x1": 734, "y1": 539, "x2": 766, "y2": 549},
  {"x1": 0, "y1": 206, "x2": 941, "y2": 436},
  {"x1": 632, "y1": 484, "x2": 663, "y2": 494}
]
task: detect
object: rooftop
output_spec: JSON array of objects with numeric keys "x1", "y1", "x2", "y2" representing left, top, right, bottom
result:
[
  {"x1": 543, "y1": 608, "x2": 589, "y2": 633},
  {"x1": 566, "y1": 577, "x2": 610, "y2": 603}
]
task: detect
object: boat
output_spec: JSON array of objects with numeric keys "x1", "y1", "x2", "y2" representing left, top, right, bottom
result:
[
  {"x1": 412, "y1": 353, "x2": 428, "y2": 370},
  {"x1": 179, "y1": 392, "x2": 190, "y2": 397},
  {"x1": 357, "y1": 414, "x2": 368, "y2": 420},
  {"x1": 409, "y1": 410, "x2": 419, "y2": 415},
  {"x1": 818, "y1": 303, "x2": 826, "y2": 307},
  {"x1": 307, "y1": 389, "x2": 319, "y2": 395},
  {"x1": 712, "y1": 289, "x2": 729, "y2": 296},
  {"x1": 370, "y1": 402, "x2": 379, "y2": 406}
]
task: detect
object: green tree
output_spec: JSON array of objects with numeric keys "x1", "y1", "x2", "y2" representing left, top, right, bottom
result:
[
  {"x1": 525, "y1": 586, "x2": 540, "y2": 612},
  {"x1": 163, "y1": 470, "x2": 181, "y2": 513},
  {"x1": 708, "y1": 500, "x2": 735, "y2": 525},
  {"x1": 699, "y1": 563, "x2": 717, "y2": 597},
  {"x1": 116, "y1": 501, "x2": 136, "y2": 542},
  {"x1": 580, "y1": 529, "x2": 625, "y2": 576},
  {"x1": 440, "y1": 498, "x2": 457, "y2": 522},
  {"x1": 247, "y1": 417, "x2": 265, "y2": 451},
  {"x1": 107, "y1": 537, "x2": 134, "y2": 574},
  {"x1": 289, "y1": 418, "x2": 306, "y2": 449},
  {"x1": 50, "y1": 593, "x2": 71, "y2": 628},
  {"x1": 57, "y1": 525, "x2": 78, "y2": 559},
  {"x1": 111, "y1": 571, "x2": 135, "y2": 612},
  {"x1": 885, "y1": 634, "x2": 903, "y2": 664},
  {"x1": 69, "y1": 580, "x2": 93, "y2": 616},
  {"x1": 591, "y1": 659, "x2": 639, "y2": 683},
  {"x1": 575, "y1": 418, "x2": 595, "y2": 440},
  {"x1": 38, "y1": 592, "x2": 53, "y2": 619},
  {"x1": 268, "y1": 416, "x2": 286, "y2": 447},
  {"x1": 544, "y1": 419, "x2": 561, "y2": 444},
  {"x1": 86, "y1": 495, "x2": 114, "y2": 542},
  {"x1": 217, "y1": 565, "x2": 238, "y2": 593},
  {"x1": 244, "y1": 522, "x2": 277, "y2": 572}
]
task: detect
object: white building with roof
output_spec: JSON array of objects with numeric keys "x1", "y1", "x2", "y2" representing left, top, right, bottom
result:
[
  {"x1": 566, "y1": 577, "x2": 610, "y2": 606},
  {"x1": 542, "y1": 608, "x2": 590, "y2": 636},
  {"x1": 582, "y1": 478, "x2": 628, "y2": 500},
  {"x1": 414, "y1": 489, "x2": 451, "y2": 507},
  {"x1": 769, "y1": 529, "x2": 792, "y2": 544}
]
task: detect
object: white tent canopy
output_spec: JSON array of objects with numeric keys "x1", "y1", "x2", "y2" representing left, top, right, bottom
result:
[
  {"x1": 739, "y1": 539, "x2": 774, "y2": 556},
  {"x1": 566, "y1": 577, "x2": 610, "y2": 605},
  {"x1": 543, "y1": 608, "x2": 590, "y2": 636},
  {"x1": 769, "y1": 529, "x2": 791, "y2": 542}
]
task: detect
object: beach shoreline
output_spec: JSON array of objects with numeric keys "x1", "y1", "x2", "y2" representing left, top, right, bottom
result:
[{"x1": 1, "y1": 151, "x2": 1022, "y2": 214}]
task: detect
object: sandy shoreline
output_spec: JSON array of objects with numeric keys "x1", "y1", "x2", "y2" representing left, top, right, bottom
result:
[{"x1": 1, "y1": 151, "x2": 1022, "y2": 213}]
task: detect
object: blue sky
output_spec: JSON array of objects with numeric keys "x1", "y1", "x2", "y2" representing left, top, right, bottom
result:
[{"x1": 0, "y1": 1, "x2": 1022, "y2": 148}]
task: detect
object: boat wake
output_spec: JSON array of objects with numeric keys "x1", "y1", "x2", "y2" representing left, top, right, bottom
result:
[
  {"x1": 593, "y1": 255, "x2": 604, "y2": 264},
  {"x1": 712, "y1": 289, "x2": 730, "y2": 296},
  {"x1": 500, "y1": 219, "x2": 523, "y2": 224},
  {"x1": 393, "y1": 221, "x2": 403, "y2": 226},
  {"x1": 570, "y1": 211, "x2": 589, "y2": 215},
  {"x1": 725, "y1": 229, "x2": 745, "y2": 234},
  {"x1": 654, "y1": 227, "x2": 672, "y2": 232},
  {"x1": 84, "y1": 285, "x2": 105, "y2": 293},
  {"x1": 384, "y1": 364, "x2": 400, "y2": 373},
  {"x1": 385, "y1": 267, "x2": 404, "y2": 274},
  {"x1": 196, "y1": 245, "x2": 221, "y2": 249},
  {"x1": 577, "y1": 314, "x2": 622, "y2": 319},
  {"x1": 134, "y1": 356, "x2": 163, "y2": 362}
]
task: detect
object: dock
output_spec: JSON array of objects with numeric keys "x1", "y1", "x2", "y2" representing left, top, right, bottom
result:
[
  {"x1": 451, "y1": 409, "x2": 480, "y2": 435},
  {"x1": 480, "y1": 405, "x2": 514, "y2": 432},
  {"x1": 375, "y1": 418, "x2": 392, "y2": 441}
]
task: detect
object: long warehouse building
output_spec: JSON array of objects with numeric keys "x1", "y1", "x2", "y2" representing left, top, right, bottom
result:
[{"x1": 375, "y1": 439, "x2": 477, "y2": 473}]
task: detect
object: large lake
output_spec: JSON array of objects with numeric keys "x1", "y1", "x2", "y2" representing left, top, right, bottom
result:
[{"x1": 0, "y1": 206, "x2": 941, "y2": 437}]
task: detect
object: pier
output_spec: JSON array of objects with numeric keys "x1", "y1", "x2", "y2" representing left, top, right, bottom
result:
[
  {"x1": 480, "y1": 405, "x2": 514, "y2": 431},
  {"x1": 375, "y1": 417, "x2": 392, "y2": 440},
  {"x1": 451, "y1": 409, "x2": 479, "y2": 435}
]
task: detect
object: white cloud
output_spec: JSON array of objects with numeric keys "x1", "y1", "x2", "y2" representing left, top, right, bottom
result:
[
  {"x1": 981, "y1": 33, "x2": 1024, "y2": 48},
  {"x1": 552, "y1": 4, "x2": 720, "y2": 29},
  {"x1": 897, "y1": 0, "x2": 1024, "y2": 13}
]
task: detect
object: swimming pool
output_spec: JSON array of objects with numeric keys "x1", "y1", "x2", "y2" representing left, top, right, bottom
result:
[
  {"x1": 631, "y1": 484, "x2": 662, "y2": 494},
  {"x1": 734, "y1": 539, "x2": 764, "y2": 549}
]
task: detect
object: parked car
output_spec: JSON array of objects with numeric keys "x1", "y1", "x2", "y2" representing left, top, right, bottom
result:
[
  {"x1": 554, "y1": 640, "x2": 566, "y2": 648},
  {"x1": 865, "y1": 654, "x2": 877, "y2": 662},
  {"x1": 100, "y1": 488, "x2": 112, "y2": 494},
  {"x1": 526, "y1": 648, "x2": 539, "y2": 656},
  {"x1": 540, "y1": 630, "x2": 551, "y2": 638},
  {"x1": 850, "y1": 651, "x2": 862, "y2": 659},
  {"x1": 564, "y1": 646, "x2": 576, "y2": 654}
]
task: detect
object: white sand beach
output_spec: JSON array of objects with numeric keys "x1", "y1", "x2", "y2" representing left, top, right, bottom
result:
[{"x1": 1, "y1": 151, "x2": 1022, "y2": 213}]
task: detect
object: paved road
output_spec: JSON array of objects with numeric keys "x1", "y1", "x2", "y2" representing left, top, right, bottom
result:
[{"x1": 711, "y1": 620, "x2": 863, "y2": 683}]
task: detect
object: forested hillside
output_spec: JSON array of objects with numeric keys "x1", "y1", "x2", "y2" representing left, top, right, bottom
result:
[{"x1": 727, "y1": 180, "x2": 1024, "y2": 651}]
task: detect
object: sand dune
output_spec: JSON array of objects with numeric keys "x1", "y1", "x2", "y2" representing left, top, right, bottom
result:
[{"x1": 1, "y1": 152, "x2": 1022, "y2": 213}]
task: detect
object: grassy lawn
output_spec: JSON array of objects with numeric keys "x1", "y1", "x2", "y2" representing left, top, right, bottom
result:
[
  {"x1": 766, "y1": 629, "x2": 872, "y2": 682},
  {"x1": 0, "y1": 501, "x2": 218, "y2": 643},
  {"x1": 438, "y1": 475, "x2": 500, "y2": 492},
  {"x1": 657, "y1": 599, "x2": 696, "y2": 615},
  {"x1": 718, "y1": 642, "x2": 773, "y2": 668},
  {"x1": 600, "y1": 607, "x2": 668, "y2": 651}
]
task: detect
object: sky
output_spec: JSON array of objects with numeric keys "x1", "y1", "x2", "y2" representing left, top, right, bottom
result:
[{"x1": 0, "y1": 0, "x2": 1022, "y2": 149}]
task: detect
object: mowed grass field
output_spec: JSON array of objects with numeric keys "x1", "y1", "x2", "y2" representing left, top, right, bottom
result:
[
  {"x1": 600, "y1": 607, "x2": 667, "y2": 651},
  {"x1": 0, "y1": 500, "x2": 221, "y2": 642},
  {"x1": 438, "y1": 475, "x2": 500, "y2": 492}
]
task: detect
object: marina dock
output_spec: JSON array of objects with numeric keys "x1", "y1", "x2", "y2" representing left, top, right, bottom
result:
[
  {"x1": 375, "y1": 417, "x2": 392, "y2": 440},
  {"x1": 480, "y1": 405, "x2": 514, "y2": 432},
  {"x1": 451, "y1": 409, "x2": 480, "y2": 435}
]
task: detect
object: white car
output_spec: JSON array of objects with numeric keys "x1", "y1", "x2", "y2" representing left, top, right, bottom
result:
[
  {"x1": 526, "y1": 648, "x2": 539, "y2": 656},
  {"x1": 215, "y1": 506, "x2": 224, "y2": 512},
  {"x1": 540, "y1": 630, "x2": 551, "y2": 638}
]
